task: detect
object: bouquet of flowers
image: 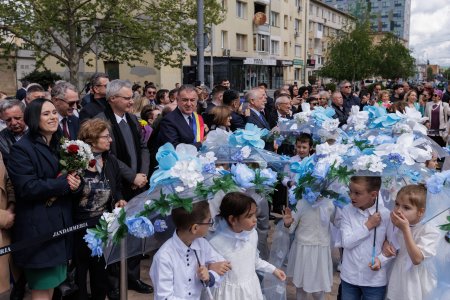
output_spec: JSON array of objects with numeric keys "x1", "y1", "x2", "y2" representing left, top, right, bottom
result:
[
  {"x1": 139, "y1": 119, "x2": 153, "y2": 143},
  {"x1": 59, "y1": 139, "x2": 95, "y2": 175}
]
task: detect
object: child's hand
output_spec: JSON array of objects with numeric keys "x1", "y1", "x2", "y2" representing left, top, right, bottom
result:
[
  {"x1": 382, "y1": 239, "x2": 397, "y2": 257},
  {"x1": 391, "y1": 210, "x2": 410, "y2": 232},
  {"x1": 197, "y1": 265, "x2": 210, "y2": 282},
  {"x1": 208, "y1": 261, "x2": 232, "y2": 276},
  {"x1": 282, "y1": 207, "x2": 294, "y2": 228},
  {"x1": 273, "y1": 268, "x2": 286, "y2": 281},
  {"x1": 368, "y1": 257, "x2": 381, "y2": 271},
  {"x1": 365, "y1": 212, "x2": 381, "y2": 230}
]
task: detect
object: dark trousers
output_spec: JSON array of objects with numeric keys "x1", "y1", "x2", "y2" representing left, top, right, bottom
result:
[{"x1": 73, "y1": 228, "x2": 107, "y2": 300}]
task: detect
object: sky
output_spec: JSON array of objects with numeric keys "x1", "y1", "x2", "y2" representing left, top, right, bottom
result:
[{"x1": 409, "y1": 0, "x2": 450, "y2": 67}]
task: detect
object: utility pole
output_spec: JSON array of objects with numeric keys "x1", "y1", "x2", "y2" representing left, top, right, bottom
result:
[{"x1": 197, "y1": 0, "x2": 205, "y2": 85}]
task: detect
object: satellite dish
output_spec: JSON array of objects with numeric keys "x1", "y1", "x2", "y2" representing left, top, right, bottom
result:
[{"x1": 253, "y1": 12, "x2": 267, "y2": 26}]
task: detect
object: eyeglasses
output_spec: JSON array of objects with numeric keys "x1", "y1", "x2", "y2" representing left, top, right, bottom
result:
[
  {"x1": 310, "y1": 102, "x2": 319, "y2": 105},
  {"x1": 196, "y1": 218, "x2": 214, "y2": 226},
  {"x1": 57, "y1": 98, "x2": 80, "y2": 107},
  {"x1": 115, "y1": 95, "x2": 133, "y2": 101},
  {"x1": 343, "y1": 86, "x2": 351, "y2": 88},
  {"x1": 98, "y1": 134, "x2": 112, "y2": 140},
  {"x1": 318, "y1": 97, "x2": 327, "y2": 100},
  {"x1": 146, "y1": 91, "x2": 156, "y2": 95},
  {"x1": 95, "y1": 84, "x2": 107, "y2": 87},
  {"x1": 433, "y1": 94, "x2": 439, "y2": 97}
]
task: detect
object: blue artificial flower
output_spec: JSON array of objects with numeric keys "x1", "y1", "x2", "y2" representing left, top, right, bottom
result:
[
  {"x1": 312, "y1": 161, "x2": 330, "y2": 180},
  {"x1": 333, "y1": 194, "x2": 351, "y2": 209},
  {"x1": 290, "y1": 155, "x2": 315, "y2": 175},
  {"x1": 387, "y1": 153, "x2": 405, "y2": 166},
  {"x1": 302, "y1": 187, "x2": 320, "y2": 205},
  {"x1": 260, "y1": 168, "x2": 278, "y2": 186},
  {"x1": 126, "y1": 216, "x2": 155, "y2": 238},
  {"x1": 426, "y1": 172, "x2": 448, "y2": 194},
  {"x1": 154, "y1": 219, "x2": 168, "y2": 233},
  {"x1": 202, "y1": 163, "x2": 216, "y2": 174},
  {"x1": 229, "y1": 123, "x2": 269, "y2": 149},
  {"x1": 402, "y1": 169, "x2": 422, "y2": 184},
  {"x1": 156, "y1": 143, "x2": 179, "y2": 170},
  {"x1": 364, "y1": 105, "x2": 386, "y2": 120},
  {"x1": 231, "y1": 150, "x2": 244, "y2": 162},
  {"x1": 288, "y1": 188, "x2": 297, "y2": 206},
  {"x1": 311, "y1": 108, "x2": 333, "y2": 126},
  {"x1": 369, "y1": 113, "x2": 402, "y2": 129},
  {"x1": 83, "y1": 229, "x2": 103, "y2": 257},
  {"x1": 231, "y1": 163, "x2": 255, "y2": 188},
  {"x1": 443, "y1": 146, "x2": 450, "y2": 155}
]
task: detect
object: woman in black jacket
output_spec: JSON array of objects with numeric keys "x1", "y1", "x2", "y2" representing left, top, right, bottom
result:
[
  {"x1": 75, "y1": 118, "x2": 126, "y2": 300},
  {"x1": 7, "y1": 98, "x2": 82, "y2": 300}
]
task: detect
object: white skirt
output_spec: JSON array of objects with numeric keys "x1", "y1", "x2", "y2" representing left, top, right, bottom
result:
[{"x1": 287, "y1": 243, "x2": 333, "y2": 293}]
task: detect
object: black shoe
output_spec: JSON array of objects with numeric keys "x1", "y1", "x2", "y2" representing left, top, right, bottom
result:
[
  {"x1": 128, "y1": 280, "x2": 153, "y2": 294},
  {"x1": 107, "y1": 289, "x2": 120, "y2": 300}
]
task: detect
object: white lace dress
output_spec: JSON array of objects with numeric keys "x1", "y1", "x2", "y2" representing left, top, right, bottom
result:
[
  {"x1": 386, "y1": 223, "x2": 440, "y2": 300},
  {"x1": 287, "y1": 199, "x2": 335, "y2": 293},
  {"x1": 208, "y1": 220, "x2": 276, "y2": 300}
]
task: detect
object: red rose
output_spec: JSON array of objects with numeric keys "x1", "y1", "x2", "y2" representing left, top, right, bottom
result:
[
  {"x1": 89, "y1": 159, "x2": 96, "y2": 168},
  {"x1": 67, "y1": 144, "x2": 79, "y2": 154}
]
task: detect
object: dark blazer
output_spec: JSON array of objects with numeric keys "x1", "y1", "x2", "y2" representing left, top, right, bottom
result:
[
  {"x1": 267, "y1": 110, "x2": 292, "y2": 129},
  {"x1": 7, "y1": 133, "x2": 79, "y2": 268},
  {"x1": 246, "y1": 109, "x2": 271, "y2": 130},
  {"x1": 57, "y1": 115, "x2": 80, "y2": 141},
  {"x1": 0, "y1": 129, "x2": 18, "y2": 164},
  {"x1": 230, "y1": 111, "x2": 246, "y2": 132},
  {"x1": 331, "y1": 103, "x2": 349, "y2": 127},
  {"x1": 157, "y1": 107, "x2": 203, "y2": 149},
  {"x1": 79, "y1": 97, "x2": 108, "y2": 123}
]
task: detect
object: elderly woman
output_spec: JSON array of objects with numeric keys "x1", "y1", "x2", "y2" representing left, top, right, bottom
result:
[
  {"x1": 7, "y1": 98, "x2": 81, "y2": 300},
  {"x1": 74, "y1": 118, "x2": 126, "y2": 300}
]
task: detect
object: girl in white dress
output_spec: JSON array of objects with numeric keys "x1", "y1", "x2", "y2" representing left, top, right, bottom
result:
[
  {"x1": 283, "y1": 197, "x2": 335, "y2": 300},
  {"x1": 208, "y1": 192, "x2": 286, "y2": 300},
  {"x1": 385, "y1": 184, "x2": 440, "y2": 300}
]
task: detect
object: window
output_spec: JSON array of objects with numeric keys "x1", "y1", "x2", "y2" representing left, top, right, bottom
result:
[
  {"x1": 270, "y1": 11, "x2": 280, "y2": 27},
  {"x1": 221, "y1": 0, "x2": 227, "y2": 9},
  {"x1": 294, "y1": 19, "x2": 301, "y2": 33},
  {"x1": 271, "y1": 40, "x2": 280, "y2": 55},
  {"x1": 284, "y1": 15, "x2": 288, "y2": 29},
  {"x1": 295, "y1": 69, "x2": 301, "y2": 81},
  {"x1": 318, "y1": 23, "x2": 323, "y2": 31},
  {"x1": 221, "y1": 31, "x2": 228, "y2": 49},
  {"x1": 382, "y1": 1, "x2": 389, "y2": 8},
  {"x1": 236, "y1": 33, "x2": 247, "y2": 51},
  {"x1": 332, "y1": 13, "x2": 336, "y2": 22},
  {"x1": 283, "y1": 42, "x2": 288, "y2": 56},
  {"x1": 255, "y1": 34, "x2": 270, "y2": 52},
  {"x1": 295, "y1": 0, "x2": 302, "y2": 10},
  {"x1": 295, "y1": 45, "x2": 302, "y2": 57},
  {"x1": 236, "y1": 1, "x2": 247, "y2": 19}
]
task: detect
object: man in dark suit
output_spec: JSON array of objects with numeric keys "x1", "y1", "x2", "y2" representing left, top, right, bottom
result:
[
  {"x1": 0, "y1": 100, "x2": 27, "y2": 164},
  {"x1": 223, "y1": 89, "x2": 246, "y2": 131},
  {"x1": 267, "y1": 95, "x2": 293, "y2": 129},
  {"x1": 51, "y1": 81, "x2": 80, "y2": 140},
  {"x1": 157, "y1": 84, "x2": 205, "y2": 149},
  {"x1": 79, "y1": 73, "x2": 109, "y2": 122},
  {"x1": 245, "y1": 87, "x2": 271, "y2": 130},
  {"x1": 15, "y1": 80, "x2": 28, "y2": 101},
  {"x1": 95, "y1": 80, "x2": 152, "y2": 298}
]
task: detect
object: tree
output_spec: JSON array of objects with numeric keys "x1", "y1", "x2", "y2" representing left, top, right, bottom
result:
[
  {"x1": 319, "y1": 22, "x2": 376, "y2": 83},
  {"x1": 427, "y1": 66, "x2": 433, "y2": 81},
  {"x1": 373, "y1": 33, "x2": 415, "y2": 80},
  {"x1": 22, "y1": 69, "x2": 62, "y2": 90},
  {"x1": 0, "y1": 0, "x2": 224, "y2": 87}
]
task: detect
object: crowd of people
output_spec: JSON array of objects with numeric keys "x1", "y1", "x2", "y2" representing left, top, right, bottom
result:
[{"x1": 0, "y1": 74, "x2": 448, "y2": 300}]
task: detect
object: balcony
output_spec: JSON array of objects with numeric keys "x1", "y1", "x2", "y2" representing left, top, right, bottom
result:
[
  {"x1": 254, "y1": 0, "x2": 270, "y2": 5},
  {"x1": 254, "y1": 23, "x2": 270, "y2": 33}
]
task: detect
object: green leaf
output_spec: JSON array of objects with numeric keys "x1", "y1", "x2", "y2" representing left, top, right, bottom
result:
[
  {"x1": 439, "y1": 223, "x2": 450, "y2": 231},
  {"x1": 168, "y1": 194, "x2": 193, "y2": 212}
]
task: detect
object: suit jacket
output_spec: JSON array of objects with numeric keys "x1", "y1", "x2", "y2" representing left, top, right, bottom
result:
[
  {"x1": 57, "y1": 115, "x2": 80, "y2": 141},
  {"x1": 246, "y1": 109, "x2": 270, "y2": 130},
  {"x1": 267, "y1": 110, "x2": 292, "y2": 129},
  {"x1": 157, "y1": 107, "x2": 203, "y2": 149},
  {"x1": 79, "y1": 97, "x2": 108, "y2": 123},
  {"x1": 230, "y1": 111, "x2": 246, "y2": 131},
  {"x1": 332, "y1": 103, "x2": 349, "y2": 127},
  {"x1": 0, "y1": 129, "x2": 18, "y2": 164},
  {"x1": 7, "y1": 133, "x2": 80, "y2": 268}
]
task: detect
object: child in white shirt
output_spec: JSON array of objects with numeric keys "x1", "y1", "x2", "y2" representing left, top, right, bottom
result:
[
  {"x1": 150, "y1": 201, "x2": 231, "y2": 300},
  {"x1": 340, "y1": 176, "x2": 391, "y2": 300},
  {"x1": 282, "y1": 133, "x2": 313, "y2": 188}
]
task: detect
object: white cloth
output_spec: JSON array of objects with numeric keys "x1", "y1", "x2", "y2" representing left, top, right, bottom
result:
[
  {"x1": 286, "y1": 199, "x2": 335, "y2": 293},
  {"x1": 208, "y1": 220, "x2": 276, "y2": 300},
  {"x1": 339, "y1": 201, "x2": 392, "y2": 287},
  {"x1": 150, "y1": 232, "x2": 224, "y2": 300},
  {"x1": 386, "y1": 223, "x2": 440, "y2": 300}
]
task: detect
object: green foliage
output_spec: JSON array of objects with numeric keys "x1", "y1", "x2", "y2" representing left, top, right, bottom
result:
[
  {"x1": 0, "y1": 0, "x2": 225, "y2": 87},
  {"x1": 373, "y1": 33, "x2": 415, "y2": 80},
  {"x1": 439, "y1": 215, "x2": 450, "y2": 232},
  {"x1": 167, "y1": 193, "x2": 193, "y2": 212},
  {"x1": 195, "y1": 174, "x2": 239, "y2": 198},
  {"x1": 22, "y1": 70, "x2": 62, "y2": 90},
  {"x1": 319, "y1": 22, "x2": 376, "y2": 82},
  {"x1": 427, "y1": 67, "x2": 434, "y2": 81},
  {"x1": 112, "y1": 208, "x2": 128, "y2": 244},
  {"x1": 324, "y1": 83, "x2": 337, "y2": 92}
]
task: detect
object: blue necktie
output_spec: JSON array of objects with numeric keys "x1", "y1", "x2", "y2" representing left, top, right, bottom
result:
[{"x1": 259, "y1": 114, "x2": 268, "y2": 128}]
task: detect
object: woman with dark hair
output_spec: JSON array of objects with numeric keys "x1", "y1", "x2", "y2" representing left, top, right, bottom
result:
[
  {"x1": 74, "y1": 118, "x2": 126, "y2": 300},
  {"x1": 7, "y1": 98, "x2": 82, "y2": 300}
]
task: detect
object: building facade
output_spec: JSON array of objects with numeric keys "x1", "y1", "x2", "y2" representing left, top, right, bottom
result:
[{"x1": 323, "y1": 0, "x2": 411, "y2": 44}]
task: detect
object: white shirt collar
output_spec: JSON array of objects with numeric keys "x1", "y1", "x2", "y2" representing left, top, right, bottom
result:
[
  {"x1": 172, "y1": 231, "x2": 202, "y2": 257},
  {"x1": 115, "y1": 113, "x2": 127, "y2": 124}
]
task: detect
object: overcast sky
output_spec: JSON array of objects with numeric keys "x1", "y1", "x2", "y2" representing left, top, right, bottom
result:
[{"x1": 409, "y1": 0, "x2": 450, "y2": 67}]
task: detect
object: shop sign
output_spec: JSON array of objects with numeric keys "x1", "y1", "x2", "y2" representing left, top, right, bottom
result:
[
  {"x1": 293, "y1": 59, "x2": 304, "y2": 66},
  {"x1": 243, "y1": 58, "x2": 276, "y2": 66}
]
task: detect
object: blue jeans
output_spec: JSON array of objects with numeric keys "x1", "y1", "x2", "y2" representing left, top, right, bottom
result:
[{"x1": 341, "y1": 280, "x2": 386, "y2": 300}]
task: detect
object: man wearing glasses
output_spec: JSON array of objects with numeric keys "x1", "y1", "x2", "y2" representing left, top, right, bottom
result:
[
  {"x1": 51, "y1": 81, "x2": 80, "y2": 141},
  {"x1": 340, "y1": 81, "x2": 361, "y2": 110},
  {"x1": 144, "y1": 83, "x2": 158, "y2": 106},
  {"x1": 79, "y1": 73, "x2": 110, "y2": 122}
]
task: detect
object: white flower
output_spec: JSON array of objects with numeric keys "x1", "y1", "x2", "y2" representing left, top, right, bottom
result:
[
  {"x1": 294, "y1": 112, "x2": 310, "y2": 124},
  {"x1": 241, "y1": 146, "x2": 251, "y2": 159},
  {"x1": 170, "y1": 160, "x2": 204, "y2": 188},
  {"x1": 392, "y1": 123, "x2": 412, "y2": 134},
  {"x1": 175, "y1": 144, "x2": 198, "y2": 161},
  {"x1": 374, "y1": 133, "x2": 432, "y2": 165},
  {"x1": 322, "y1": 119, "x2": 340, "y2": 132},
  {"x1": 199, "y1": 151, "x2": 217, "y2": 165},
  {"x1": 145, "y1": 200, "x2": 151, "y2": 205},
  {"x1": 353, "y1": 155, "x2": 386, "y2": 173},
  {"x1": 175, "y1": 186, "x2": 185, "y2": 193}
]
